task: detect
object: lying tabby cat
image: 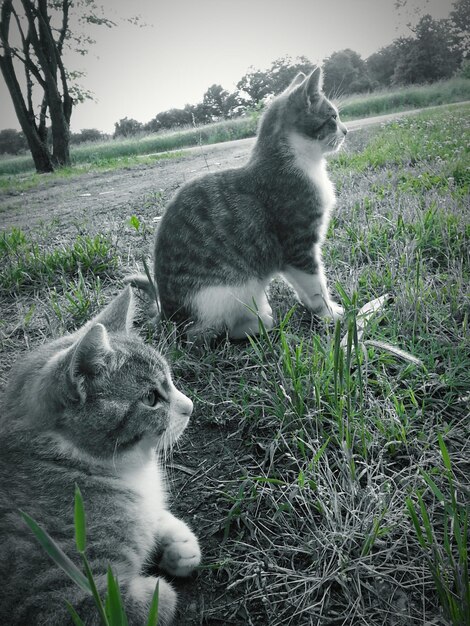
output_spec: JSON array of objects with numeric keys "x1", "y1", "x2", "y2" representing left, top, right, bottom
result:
[
  {"x1": 0, "y1": 287, "x2": 200, "y2": 625},
  {"x1": 130, "y1": 67, "x2": 347, "y2": 339}
]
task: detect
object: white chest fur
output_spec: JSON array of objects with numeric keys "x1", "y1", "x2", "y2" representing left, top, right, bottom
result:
[
  {"x1": 289, "y1": 132, "x2": 337, "y2": 211},
  {"x1": 119, "y1": 447, "x2": 167, "y2": 535}
]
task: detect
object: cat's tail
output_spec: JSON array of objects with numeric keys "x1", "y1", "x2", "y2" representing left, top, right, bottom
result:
[{"x1": 125, "y1": 273, "x2": 161, "y2": 323}]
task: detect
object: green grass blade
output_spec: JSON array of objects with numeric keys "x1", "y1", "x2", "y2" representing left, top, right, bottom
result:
[
  {"x1": 437, "y1": 433, "x2": 452, "y2": 473},
  {"x1": 81, "y1": 554, "x2": 109, "y2": 626},
  {"x1": 142, "y1": 256, "x2": 159, "y2": 310},
  {"x1": 417, "y1": 491, "x2": 434, "y2": 546},
  {"x1": 74, "y1": 484, "x2": 87, "y2": 553},
  {"x1": 420, "y1": 470, "x2": 446, "y2": 504},
  {"x1": 333, "y1": 318, "x2": 342, "y2": 398},
  {"x1": 106, "y1": 566, "x2": 125, "y2": 626},
  {"x1": 145, "y1": 580, "x2": 160, "y2": 626},
  {"x1": 66, "y1": 602, "x2": 86, "y2": 626},
  {"x1": 405, "y1": 497, "x2": 428, "y2": 549},
  {"x1": 313, "y1": 438, "x2": 330, "y2": 464},
  {"x1": 20, "y1": 510, "x2": 91, "y2": 594}
]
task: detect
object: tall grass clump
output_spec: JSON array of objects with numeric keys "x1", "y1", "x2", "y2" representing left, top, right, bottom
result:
[
  {"x1": 0, "y1": 228, "x2": 118, "y2": 291},
  {"x1": 406, "y1": 435, "x2": 469, "y2": 626},
  {"x1": 0, "y1": 113, "x2": 261, "y2": 177},
  {"x1": 333, "y1": 102, "x2": 470, "y2": 174},
  {"x1": 196, "y1": 304, "x2": 426, "y2": 624},
  {"x1": 338, "y1": 77, "x2": 470, "y2": 120}
]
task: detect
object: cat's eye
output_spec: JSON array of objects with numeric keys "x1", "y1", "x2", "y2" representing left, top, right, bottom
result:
[
  {"x1": 142, "y1": 390, "x2": 162, "y2": 407},
  {"x1": 331, "y1": 113, "x2": 338, "y2": 120}
]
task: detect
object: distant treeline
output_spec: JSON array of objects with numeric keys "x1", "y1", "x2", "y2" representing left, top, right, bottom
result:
[{"x1": 1, "y1": 5, "x2": 468, "y2": 155}]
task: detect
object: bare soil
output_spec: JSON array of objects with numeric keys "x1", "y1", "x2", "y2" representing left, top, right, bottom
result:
[{"x1": 0, "y1": 139, "x2": 254, "y2": 233}]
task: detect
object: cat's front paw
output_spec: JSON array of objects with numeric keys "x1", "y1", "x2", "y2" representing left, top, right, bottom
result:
[
  {"x1": 307, "y1": 294, "x2": 344, "y2": 320},
  {"x1": 323, "y1": 300, "x2": 344, "y2": 320},
  {"x1": 160, "y1": 522, "x2": 201, "y2": 577}
]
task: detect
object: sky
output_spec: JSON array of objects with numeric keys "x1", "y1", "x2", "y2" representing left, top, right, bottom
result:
[{"x1": 0, "y1": 0, "x2": 456, "y2": 134}]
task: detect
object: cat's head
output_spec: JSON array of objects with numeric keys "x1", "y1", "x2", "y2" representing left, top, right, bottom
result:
[
  {"x1": 262, "y1": 67, "x2": 348, "y2": 155},
  {"x1": 3, "y1": 287, "x2": 193, "y2": 458}
]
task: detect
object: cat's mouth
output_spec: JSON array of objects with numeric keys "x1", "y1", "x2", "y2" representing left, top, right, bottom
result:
[{"x1": 323, "y1": 134, "x2": 345, "y2": 154}]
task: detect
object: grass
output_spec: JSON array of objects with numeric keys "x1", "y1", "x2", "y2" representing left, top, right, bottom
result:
[
  {"x1": 338, "y1": 77, "x2": 470, "y2": 120},
  {"x1": 0, "y1": 150, "x2": 186, "y2": 194},
  {"x1": 0, "y1": 228, "x2": 118, "y2": 292},
  {"x1": 0, "y1": 103, "x2": 469, "y2": 624},
  {"x1": 0, "y1": 114, "x2": 259, "y2": 178}
]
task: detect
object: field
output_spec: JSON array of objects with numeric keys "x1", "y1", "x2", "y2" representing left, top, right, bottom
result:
[
  {"x1": 0, "y1": 103, "x2": 469, "y2": 625},
  {"x1": 0, "y1": 76, "x2": 469, "y2": 180}
]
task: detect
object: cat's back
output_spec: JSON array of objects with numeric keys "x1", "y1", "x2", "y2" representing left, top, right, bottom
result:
[
  {"x1": 156, "y1": 164, "x2": 266, "y2": 243},
  {"x1": 154, "y1": 165, "x2": 281, "y2": 309}
]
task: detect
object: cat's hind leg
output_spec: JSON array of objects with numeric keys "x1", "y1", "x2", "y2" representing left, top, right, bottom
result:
[
  {"x1": 189, "y1": 280, "x2": 273, "y2": 339},
  {"x1": 47, "y1": 574, "x2": 176, "y2": 626},
  {"x1": 128, "y1": 575, "x2": 177, "y2": 624},
  {"x1": 282, "y1": 265, "x2": 343, "y2": 320}
]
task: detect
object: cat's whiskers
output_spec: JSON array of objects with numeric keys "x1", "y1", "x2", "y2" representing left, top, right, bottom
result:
[{"x1": 112, "y1": 438, "x2": 120, "y2": 472}]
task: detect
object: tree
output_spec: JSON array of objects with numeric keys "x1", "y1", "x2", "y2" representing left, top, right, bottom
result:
[
  {"x1": 237, "y1": 67, "x2": 272, "y2": 104},
  {"x1": 366, "y1": 43, "x2": 404, "y2": 87},
  {"x1": 0, "y1": 128, "x2": 27, "y2": 153},
  {"x1": 322, "y1": 49, "x2": 373, "y2": 96},
  {"x1": 449, "y1": 0, "x2": 470, "y2": 59},
  {"x1": 202, "y1": 85, "x2": 230, "y2": 121},
  {"x1": 0, "y1": 1, "x2": 114, "y2": 172},
  {"x1": 268, "y1": 55, "x2": 315, "y2": 94},
  {"x1": 237, "y1": 56, "x2": 315, "y2": 105},
  {"x1": 392, "y1": 15, "x2": 460, "y2": 84},
  {"x1": 113, "y1": 117, "x2": 143, "y2": 138},
  {"x1": 70, "y1": 128, "x2": 104, "y2": 144}
]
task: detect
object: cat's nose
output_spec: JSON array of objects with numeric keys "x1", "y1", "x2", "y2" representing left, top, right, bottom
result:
[
  {"x1": 176, "y1": 390, "x2": 193, "y2": 417},
  {"x1": 340, "y1": 123, "x2": 348, "y2": 136},
  {"x1": 181, "y1": 396, "x2": 193, "y2": 417}
]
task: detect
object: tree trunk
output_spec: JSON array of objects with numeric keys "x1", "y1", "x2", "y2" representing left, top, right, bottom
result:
[
  {"x1": 0, "y1": 49, "x2": 54, "y2": 173},
  {"x1": 36, "y1": 0, "x2": 71, "y2": 167},
  {"x1": 48, "y1": 90, "x2": 71, "y2": 167}
]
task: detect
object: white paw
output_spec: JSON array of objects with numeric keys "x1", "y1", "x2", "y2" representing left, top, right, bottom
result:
[
  {"x1": 160, "y1": 524, "x2": 201, "y2": 577},
  {"x1": 304, "y1": 293, "x2": 344, "y2": 320},
  {"x1": 306, "y1": 294, "x2": 343, "y2": 320},
  {"x1": 324, "y1": 300, "x2": 344, "y2": 320}
]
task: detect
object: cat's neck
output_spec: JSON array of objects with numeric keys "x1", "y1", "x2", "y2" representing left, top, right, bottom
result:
[
  {"x1": 287, "y1": 131, "x2": 327, "y2": 176},
  {"x1": 37, "y1": 430, "x2": 157, "y2": 474},
  {"x1": 250, "y1": 121, "x2": 326, "y2": 176}
]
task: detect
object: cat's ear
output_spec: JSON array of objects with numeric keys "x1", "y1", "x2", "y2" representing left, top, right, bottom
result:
[
  {"x1": 303, "y1": 67, "x2": 323, "y2": 101},
  {"x1": 286, "y1": 72, "x2": 306, "y2": 92},
  {"x1": 70, "y1": 323, "x2": 112, "y2": 381},
  {"x1": 91, "y1": 286, "x2": 136, "y2": 334}
]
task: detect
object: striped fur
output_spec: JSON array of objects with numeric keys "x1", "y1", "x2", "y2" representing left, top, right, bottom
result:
[
  {"x1": 0, "y1": 287, "x2": 200, "y2": 625},
  {"x1": 148, "y1": 67, "x2": 347, "y2": 338}
]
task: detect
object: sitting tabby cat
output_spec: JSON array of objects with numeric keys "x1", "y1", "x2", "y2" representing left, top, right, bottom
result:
[
  {"x1": 0, "y1": 287, "x2": 200, "y2": 625},
  {"x1": 130, "y1": 67, "x2": 347, "y2": 339}
]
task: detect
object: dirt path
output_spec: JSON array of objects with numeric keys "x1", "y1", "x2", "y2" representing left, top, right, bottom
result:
[
  {"x1": 0, "y1": 141, "x2": 252, "y2": 232},
  {"x1": 1, "y1": 101, "x2": 467, "y2": 233}
]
